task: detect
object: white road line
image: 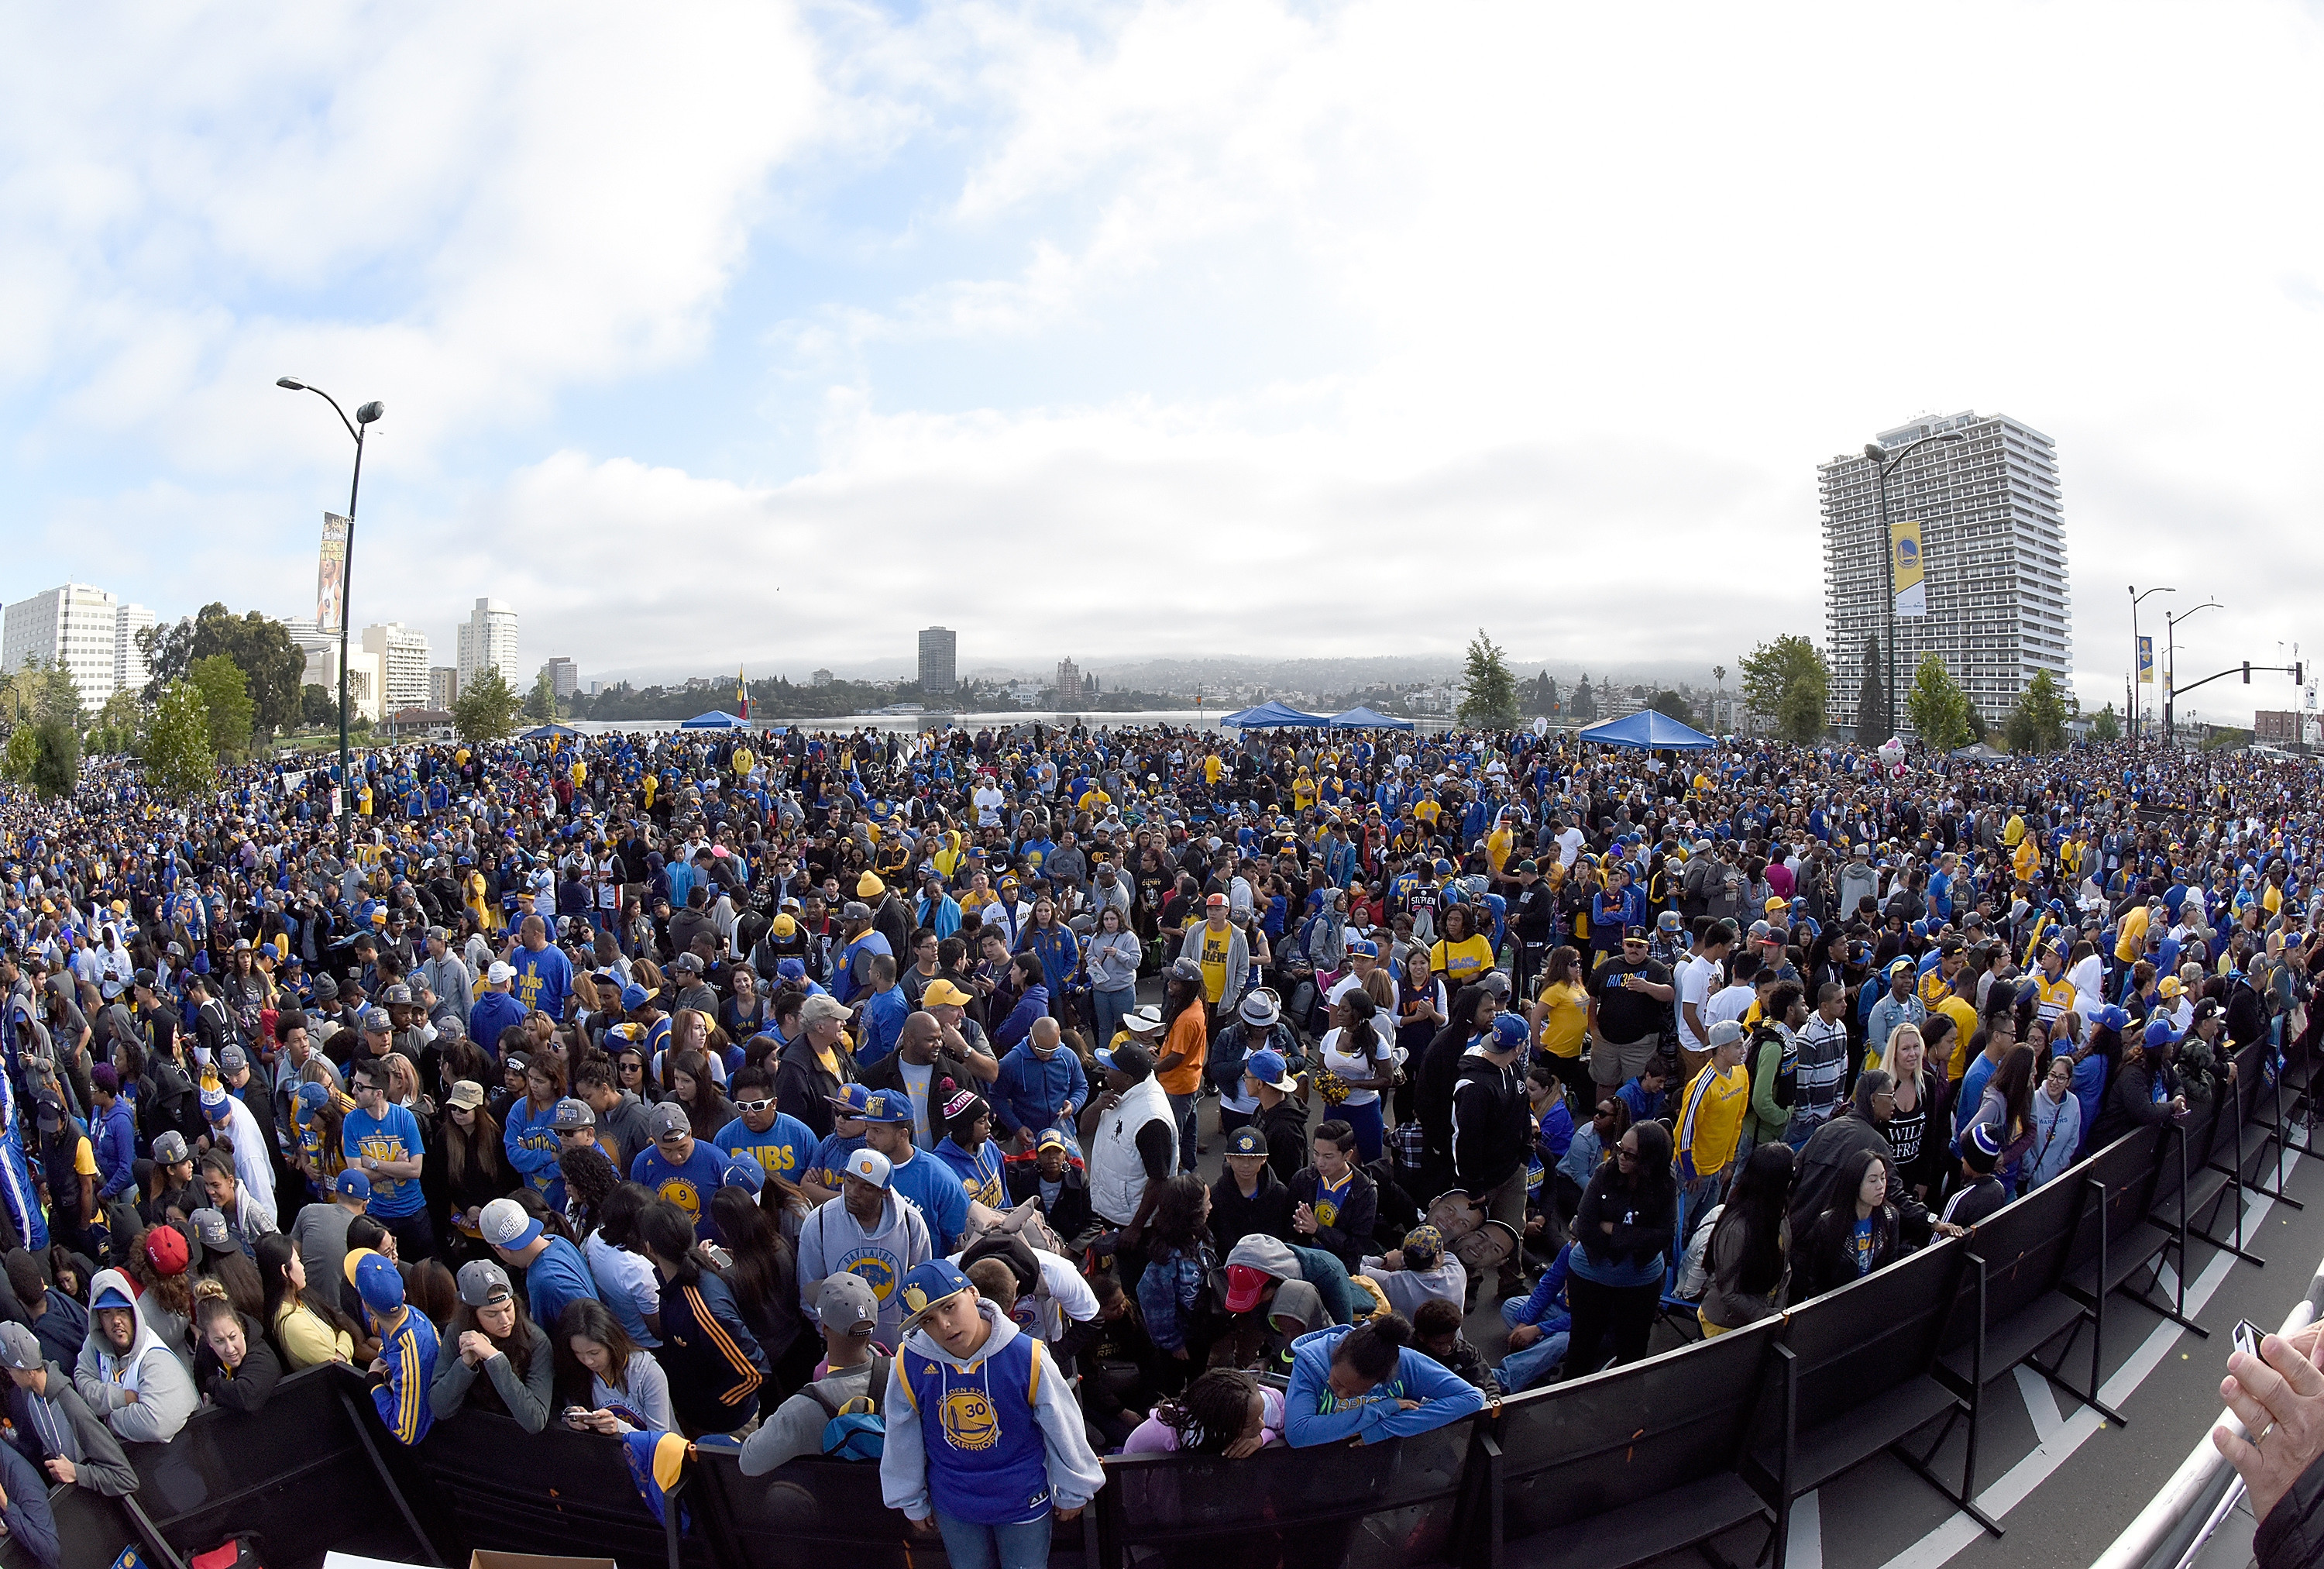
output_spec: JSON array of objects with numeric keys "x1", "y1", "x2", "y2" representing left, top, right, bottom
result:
[
  {"x1": 1871, "y1": 1166, "x2": 2290, "y2": 1569},
  {"x1": 2014, "y1": 1364, "x2": 2064, "y2": 1445},
  {"x1": 1791, "y1": 1489, "x2": 1823, "y2": 1569}
]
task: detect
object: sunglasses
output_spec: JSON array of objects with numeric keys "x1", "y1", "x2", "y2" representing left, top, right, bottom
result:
[{"x1": 733, "y1": 1097, "x2": 775, "y2": 1114}]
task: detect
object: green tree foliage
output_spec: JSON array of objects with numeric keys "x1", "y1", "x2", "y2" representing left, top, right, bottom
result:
[
  {"x1": 0, "y1": 659, "x2": 84, "y2": 799},
  {"x1": 2003, "y1": 669, "x2": 2071, "y2": 753},
  {"x1": 188, "y1": 655, "x2": 255, "y2": 761},
  {"x1": 301, "y1": 683, "x2": 338, "y2": 729},
  {"x1": 1456, "y1": 629, "x2": 1519, "y2": 729},
  {"x1": 86, "y1": 688, "x2": 146, "y2": 756},
  {"x1": 1569, "y1": 675, "x2": 1598, "y2": 721},
  {"x1": 1519, "y1": 671, "x2": 1561, "y2": 717},
  {"x1": 454, "y1": 666, "x2": 524, "y2": 742},
  {"x1": 139, "y1": 604, "x2": 306, "y2": 736},
  {"x1": 146, "y1": 680, "x2": 218, "y2": 798},
  {"x1": 1646, "y1": 690, "x2": 1697, "y2": 728},
  {"x1": 1738, "y1": 635, "x2": 1831, "y2": 744},
  {"x1": 524, "y1": 666, "x2": 560, "y2": 723},
  {"x1": 2091, "y1": 701, "x2": 2122, "y2": 743},
  {"x1": 1855, "y1": 635, "x2": 1888, "y2": 745},
  {"x1": 1905, "y1": 654, "x2": 1976, "y2": 751}
]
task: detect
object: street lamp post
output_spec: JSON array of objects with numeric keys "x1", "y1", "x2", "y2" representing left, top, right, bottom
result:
[
  {"x1": 1865, "y1": 432, "x2": 1965, "y2": 739},
  {"x1": 2129, "y1": 585, "x2": 2174, "y2": 741},
  {"x1": 276, "y1": 378, "x2": 385, "y2": 855},
  {"x1": 2162, "y1": 597, "x2": 2223, "y2": 745}
]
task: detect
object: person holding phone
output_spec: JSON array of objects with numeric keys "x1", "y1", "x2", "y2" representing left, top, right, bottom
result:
[{"x1": 2215, "y1": 1321, "x2": 2324, "y2": 1567}]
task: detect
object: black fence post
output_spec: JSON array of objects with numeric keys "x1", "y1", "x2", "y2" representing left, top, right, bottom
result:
[{"x1": 337, "y1": 1388, "x2": 449, "y2": 1568}]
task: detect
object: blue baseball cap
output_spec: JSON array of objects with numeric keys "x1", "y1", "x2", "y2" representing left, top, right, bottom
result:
[
  {"x1": 858, "y1": 1091, "x2": 913, "y2": 1125},
  {"x1": 620, "y1": 983, "x2": 648, "y2": 1010},
  {"x1": 722, "y1": 1154, "x2": 766, "y2": 1194},
  {"x1": 1243, "y1": 1048, "x2": 1298, "y2": 1092},
  {"x1": 1490, "y1": 1012, "x2": 1530, "y2": 1051},
  {"x1": 2095, "y1": 1005, "x2": 2130, "y2": 1036},
  {"x1": 827, "y1": 1083, "x2": 874, "y2": 1117},
  {"x1": 897, "y1": 1259, "x2": 974, "y2": 1329},
  {"x1": 2144, "y1": 1016, "x2": 2179, "y2": 1048},
  {"x1": 335, "y1": 1168, "x2": 372, "y2": 1200},
  {"x1": 296, "y1": 1081, "x2": 330, "y2": 1111},
  {"x1": 1346, "y1": 938, "x2": 1378, "y2": 958}
]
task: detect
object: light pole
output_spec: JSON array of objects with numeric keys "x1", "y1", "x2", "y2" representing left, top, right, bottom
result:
[
  {"x1": 1865, "y1": 432, "x2": 1965, "y2": 738},
  {"x1": 2162, "y1": 597, "x2": 2223, "y2": 745},
  {"x1": 2129, "y1": 585, "x2": 2174, "y2": 740},
  {"x1": 277, "y1": 377, "x2": 384, "y2": 856}
]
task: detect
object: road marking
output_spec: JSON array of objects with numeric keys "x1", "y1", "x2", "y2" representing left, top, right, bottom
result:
[
  {"x1": 1792, "y1": 1488, "x2": 1823, "y2": 1569},
  {"x1": 2014, "y1": 1364, "x2": 2064, "y2": 1445},
  {"x1": 1872, "y1": 1167, "x2": 2288, "y2": 1569}
]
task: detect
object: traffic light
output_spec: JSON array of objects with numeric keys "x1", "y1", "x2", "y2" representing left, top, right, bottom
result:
[
  {"x1": 2298, "y1": 662, "x2": 2305, "y2": 686},
  {"x1": 2243, "y1": 661, "x2": 2252, "y2": 683}
]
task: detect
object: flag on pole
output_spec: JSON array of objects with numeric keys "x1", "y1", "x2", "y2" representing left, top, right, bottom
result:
[
  {"x1": 316, "y1": 514, "x2": 350, "y2": 633},
  {"x1": 737, "y1": 666, "x2": 748, "y2": 722}
]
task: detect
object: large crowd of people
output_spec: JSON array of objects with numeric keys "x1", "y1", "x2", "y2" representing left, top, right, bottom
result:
[{"x1": 0, "y1": 716, "x2": 2315, "y2": 1569}]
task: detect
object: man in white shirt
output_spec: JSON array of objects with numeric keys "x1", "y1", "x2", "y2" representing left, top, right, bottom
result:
[{"x1": 1675, "y1": 922, "x2": 1733, "y2": 1075}]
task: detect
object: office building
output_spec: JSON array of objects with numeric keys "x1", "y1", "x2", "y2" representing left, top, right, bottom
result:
[
  {"x1": 917, "y1": 627, "x2": 957, "y2": 693},
  {"x1": 545, "y1": 657, "x2": 579, "y2": 700},
  {"x1": 1819, "y1": 411, "x2": 2070, "y2": 731},
  {"x1": 811, "y1": 669, "x2": 833, "y2": 687},
  {"x1": 2, "y1": 583, "x2": 135, "y2": 707},
  {"x1": 113, "y1": 602, "x2": 156, "y2": 698},
  {"x1": 456, "y1": 598, "x2": 519, "y2": 688},
  {"x1": 360, "y1": 622, "x2": 433, "y2": 711},
  {"x1": 1054, "y1": 657, "x2": 1086, "y2": 713},
  {"x1": 300, "y1": 642, "x2": 385, "y2": 723},
  {"x1": 430, "y1": 666, "x2": 460, "y2": 709}
]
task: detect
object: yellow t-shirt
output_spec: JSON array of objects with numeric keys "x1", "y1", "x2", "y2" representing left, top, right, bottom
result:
[
  {"x1": 2115, "y1": 905, "x2": 2150, "y2": 964},
  {"x1": 1486, "y1": 827, "x2": 1514, "y2": 876},
  {"x1": 1431, "y1": 935, "x2": 1495, "y2": 986},
  {"x1": 1535, "y1": 981, "x2": 1589, "y2": 1060},
  {"x1": 2033, "y1": 973, "x2": 2075, "y2": 1025},
  {"x1": 1204, "y1": 755, "x2": 1224, "y2": 786},
  {"x1": 1196, "y1": 924, "x2": 1236, "y2": 1004},
  {"x1": 1677, "y1": 1062, "x2": 1750, "y2": 1178}
]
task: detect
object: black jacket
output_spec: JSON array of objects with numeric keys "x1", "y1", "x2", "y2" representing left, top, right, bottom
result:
[
  {"x1": 2259, "y1": 1448, "x2": 2324, "y2": 1569},
  {"x1": 1450, "y1": 1048, "x2": 1528, "y2": 1195},
  {"x1": 1253, "y1": 1096, "x2": 1311, "y2": 1187},
  {"x1": 1208, "y1": 1166, "x2": 1295, "y2": 1254},
  {"x1": 1788, "y1": 1113, "x2": 1937, "y2": 1247},
  {"x1": 1287, "y1": 1165, "x2": 1377, "y2": 1276},
  {"x1": 773, "y1": 1037, "x2": 847, "y2": 1140},
  {"x1": 1005, "y1": 1157, "x2": 1094, "y2": 1240}
]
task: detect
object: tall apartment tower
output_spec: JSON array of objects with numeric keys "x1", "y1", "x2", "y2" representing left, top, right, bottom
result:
[
  {"x1": 429, "y1": 667, "x2": 460, "y2": 709},
  {"x1": 545, "y1": 658, "x2": 579, "y2": 700},
  {"x1": 2, "y1": 583, "x2": 127, "y2": 707},
  {"x1": 917, "y1": 627, "x2": 957, "y2": 693},
  {"x1": 1819, "y1": 411, "x2": 2069, "y2": 731},
  {"x1": 1054, "y1": 657, "x2": 1085, "y2": 713},
  {"x1": 113, "y1": 603, "x2": 156, "y2": 698},
  {"x1": 455, "y1": 598, "x2": 519, "y2": 688},
  {"x1": 361, "y1": 622, "x2": 433, "y2": 711}
]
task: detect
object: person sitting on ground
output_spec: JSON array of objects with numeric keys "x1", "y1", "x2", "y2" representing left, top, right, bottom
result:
[
  {"x1": 429, "y1": 1260, "x2": 553, "y2": 1433},
  {"x1": 1494, "y1": 1241, "x2": 1573, "y2": 1393},
  {"x1": 1358, "y1": 1224, "x2": 1468, "y2": 1320},
  {"x1": 1411, "y1": 1298, "x2": 1490, "y2": 1390},
  {"x1": 1283, "y1": 1309, "x2": 1486, "y2": 1448}
]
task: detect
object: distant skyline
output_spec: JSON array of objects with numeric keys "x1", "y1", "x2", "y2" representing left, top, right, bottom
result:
[{"x1": 5, "y1": 3, "x2": 2321, "y2": 729}]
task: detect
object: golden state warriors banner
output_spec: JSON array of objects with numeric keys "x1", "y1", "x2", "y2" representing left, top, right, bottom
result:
[
  {"x1": 1889, "y1": 519, "x2": 1925, "y2": 618},
  {"x1": 2139, "y1": 636, "x2": 2154, "y2": 684},
  {"x1": 316, "y1": 513, "x2": 349, "y2": 633}
]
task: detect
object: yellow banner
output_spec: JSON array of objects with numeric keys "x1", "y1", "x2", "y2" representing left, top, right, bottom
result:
[
  {"x1": 1890, "y1": 519, "x2": 1925, "y2": 618},
  {"x1": 2138, "y1": 636, "x2": 2154, "y2": 683},
  {"x1": 316, "y1": 514, "x2": 349, "y2": 633}
]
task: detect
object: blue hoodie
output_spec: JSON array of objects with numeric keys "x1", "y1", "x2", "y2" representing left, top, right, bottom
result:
[
  {"x1": 1284, "y1": 1324, "x2": 1483, "y2": 1448},
  {"x1": 988, "y1": 1041, "x2": 1088, "y2": 1139},
  {"x1": 93, "y1": 1098, "x2": 137, "y2": 1200}
]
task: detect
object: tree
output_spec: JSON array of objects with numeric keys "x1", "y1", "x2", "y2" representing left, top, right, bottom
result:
[
  {"x1": 1571, "y1": 674, "x2": 1598, "y2": 722},
  {"x1": 2091, "y1": 701, "x2": 2122, "y2": 744},
  {"x1": 1456, "y1": 629, "x2": 1519, "y2": 729},
  {"x1": 1905, "y1": 654, "x2": 1976, "y2": 752},
  {"x1": 1521, "y1": 671, "x2": 1561, "y2": 717},
  {"x1": 139, "y1": 604, "x2": 306, "y2": 736},
  {"x1": 187, "y1": 655, "x2": 254, "y2": 761},
  {"x1": 86, "y1": 687, "x2": 146, "y2": 756},
  {"x1": 524, "y1": 666, "x2": 560, "y2": 723},
  {"x1": 454, "y1": 666, "x2": 523, "y2": 743},
  {"x1": 0, "y1": 659, "x2": 84, "y2": 800},
  {"x1": 1737, "y1": 635, "x2": 1831, "y2": 744},
  {"x1": 145, "y1": 680, "x2": 218, "y2": 798},
  {"x1": 1855, "y1": 635, "x2": 1888, "y2": 745},
  {"x1": 301, "y1": 683, "x2": 338, "y2": 730},
  {"x1": 2003, "y1": 669, "x2": 2071, "y2": 753},
  {"x1": 1646, "y1": 690, "x2": 1697, "y2": 728}
]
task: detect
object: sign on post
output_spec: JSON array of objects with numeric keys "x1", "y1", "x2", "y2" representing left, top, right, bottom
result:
[
  {"x1": 316, "y1": 513, "x2": 349, "y2": 633},
  {"x1": 1889, "y1": 519, "x2": 1925, "y2": 617}
]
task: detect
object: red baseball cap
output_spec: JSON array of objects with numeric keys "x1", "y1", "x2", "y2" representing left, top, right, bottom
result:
[{"x1": 1223, "y1": 1264, "x2": 1274, "y2": 1313}]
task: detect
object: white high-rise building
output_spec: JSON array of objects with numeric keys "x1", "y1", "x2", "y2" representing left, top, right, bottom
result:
[
  {"x1": 545, "y1": 657, "x2": 579, "y2": 700},
  {"x1": 113, "y1": 603, "x2": 156, "y2": 698},
  {"x1": 1820, "y1": 411, "x2": 2070, "y2": 731},
  {"x1": 361, "y1": 622, "x2": 433, "y2": 711},
  {"x1": 2, "y1": 583, "x2": 129, "y2": 708},
  {"x1": 430, "y1": 667, "x2": 460, "y2": 709},
  {"x1": 456, "y1": 598, "x2": 519, "y2": 688},
  {"x1": 917, "y1": 627, "x2": 957, "y2": 693}
]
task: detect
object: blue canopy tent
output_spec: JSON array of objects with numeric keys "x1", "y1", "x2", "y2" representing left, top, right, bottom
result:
[
  {"x1": 1221, "y1": 700, "x2": 1329, "y2": 729},
  {"x1": 1577, "y1": 709, "x2": 1717, "y2": 751},
  {"x1": 519, "y1": 724, "x2": 579, "y2": 740},
  {"x1": 1325, "y1": 705, "x2": 1415, "y2": 731},
  {"x1": 678, "y1": 710, "x2": 749, "y2": 730}
]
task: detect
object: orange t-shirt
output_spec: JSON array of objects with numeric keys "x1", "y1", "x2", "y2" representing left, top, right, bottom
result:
[{"x1": 1157, "y1": 1008, "x2": 1208, "y2": 1096}]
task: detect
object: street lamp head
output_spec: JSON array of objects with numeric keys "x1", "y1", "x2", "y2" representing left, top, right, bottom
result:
[
  {"x1": 276, "y1": 377, "x2": 305, "y2": 391},
  {"x1": 1862, "y1": 442, "x2": 1885, "y2": 462},
  {"x1": 356, "y1": 401, "x2": 385, "y2": 425}
]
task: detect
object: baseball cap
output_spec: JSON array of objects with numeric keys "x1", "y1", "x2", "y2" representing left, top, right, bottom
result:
[
  {"x1": 1707, "y1": 1020, "x2": 1745, "y2": 1049},
  {"x1": 363, "y1": 1009, "x2": 392, "y2": 1033},
  {"x1": 487, "y1": 962, "x2": 515, "y2": 985},
  {"x1": 1888, "y1": 958, "x2": 1915, "y2": 976},
  {"x1": 827, "y1": 1083, "x2": 874, "y2": 1118},
  {"x1": 1034, "y1": 1127, "x2": 1070, "y2": 1153},
  {"x1": 816, "y1": 1272, "x2": 880, "y2": 1336},
  {"x1": 153, "y1": 1130, "x2": 191, "y2": 1165},
  {"x1": 33, "y1": 1094, "x2": 62, "y2": 1131},
  {"x1": 480, "y1": 1196, "x2": 543, "y2": 1253},
  {"x1": 858, "y1": 1091, "x2": 913, "y2": 1125},
  {"x1": 0, "y1": 1323, "x2": 44, "y2": 1373},
  {"x1": 1490, "y1": 1012, "x2": 1530, "y2": 1051},
  {"x1": 1623, "y1": 925, "x2": 1649, "y2": 942},
  {"x1": 1401, "y1": 1223, "x2": 1446, "y2": 1270},
  {"x1": 620, "y1": 983, "x2": 649, "y2": 1010},
  {"x1": 1244, "y1": 1048, "x2": 1299, "y2": 1093},
  {"x1": 800, "y1": 994, "x2": 851, "y2": 1025},
  {"x1": 335, "y1": 1168, "x2": 373, "y2": 1200},
  {"x1": 218, "y1": 1044, "x2": 249, "y2": 1075},
  {"x1": 548, "y1": 1095, "x2": 593, "y2": 1130},
  {"x1": 921, "y1": 979, "x2": 973, "y2": 1009},
  {"x1": 188, "y1": 1208, "x2": 232, "y2": 1251},
  {"x1": 456, "y1": 1259, "x2": 515, "y2": 1307},
  {"x1": 844, "y1": 1148, "x2": 894, "y2": 1190},
  {"x1": 143, "y1": 1224, "x2": 190, "y2": 1276},
  {"x1": 648, "y1": 1103, "x2": 692, "y2": 1140},
  {"x1": 347, "y1": 1249, "x2": 404, "y2": 1315},
  {"x1": 1224, "y1": 1126, "x2": 1267, "y2": 1159},
  {"x1": 439, "y1": 1079, "x2": 483, "y2": 1112},
  {"x1": 2145, "y1": 1017, "x2": 2179, "y2": 1048},
  {"x1": 897, "y1": 1259, "x2": 974, "y2": 1329},
  {"x1": 1346, "y1": 938, "x2": 1378, "y2": 958}
]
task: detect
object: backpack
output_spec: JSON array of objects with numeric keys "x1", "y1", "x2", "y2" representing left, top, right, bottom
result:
[
  {"x1": 807, "y1": 1355, "x2": 891, "y2": 1461},
  {"x1": 1744, "y1": 1024, "x2": 1796, "y2": 1112}
]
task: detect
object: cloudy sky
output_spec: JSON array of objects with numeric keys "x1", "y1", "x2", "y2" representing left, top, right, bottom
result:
[{"x1": 4, "y1": 1, "x2": 2319, "y2": 720}]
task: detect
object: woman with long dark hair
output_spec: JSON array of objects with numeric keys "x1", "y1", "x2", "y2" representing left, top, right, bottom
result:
[
  {"x1": 709, "y1": 1185, "x2": 810, "y2": 1404},
  {"x1": 1136, "y1": 1174, "x2": 1216, "y2": 1391},
  {"x1": 256, "y1": 1232, "x2": 359, "y2": 1368},
  {"x1": 428, "y1": 1259, "x2": 553, "y2": 1432},
  {"x1": 1318, "y1": 991, "x2": 1394, "y2": 1164},
  {"x1": 554, "y1": 1295, "x2": 674, "y2": 1434},
  {"x1": 1566, "y1": 1119, "x2": 1676, "y2": 1373},
  {"x1": 1795, "y1": 1148, "x2": 1900, "y2": 1300},
  {"x1": 636, "y1": 1199, "x2": 765, "y2": 1436},
  {"x1": 669, "y1": 1049, "x2": 734, "y2": 1141},
  {"x1": 1700, "y1": 1142, "x2": 1794, "y2": 1332},
  {"x1": 1122, "y1": 1365, "x2": 1281, "y2": 1455},
  {"x1": 435, "y1": 1081, "x2": 510, "y2": 1254},
  {"x1": 2091, "y1": 1017, "x2": 2188, "y2": 1146}
]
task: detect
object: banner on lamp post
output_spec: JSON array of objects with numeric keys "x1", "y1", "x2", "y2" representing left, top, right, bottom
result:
[
  {"x1": 316, "y1": 514, "x2": 350, "y2": 634},
  {"x1": 1889, "y1": 520, "x2": 1925, "y2": 618},
  {"x1": 2137, "y1": 637, "x2": 2154, "y2": 684}
]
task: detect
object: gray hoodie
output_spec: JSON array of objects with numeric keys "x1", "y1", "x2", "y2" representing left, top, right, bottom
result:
[
  {"x1": 72, "y1": 1269, "x2": 197, "y2": 1446},
  {"x1": 795, "y1": 1189, "x2": 933, "y2": 1344},
  {"x1": 878, "y1": 1302, "x2": 1105, "y2": 1523}
]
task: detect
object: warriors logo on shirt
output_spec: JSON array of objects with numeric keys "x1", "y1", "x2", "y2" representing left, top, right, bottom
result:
[
  {"x1": 656, "y1": 1178, "x2": 703, "y2": 1222},
  {"x1": 940, "y1": 1388, "x2": 1000, "y2": 1452},
  {"x1": 840, "y1": 1248, "x2": 897, "y2": 1302}
]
